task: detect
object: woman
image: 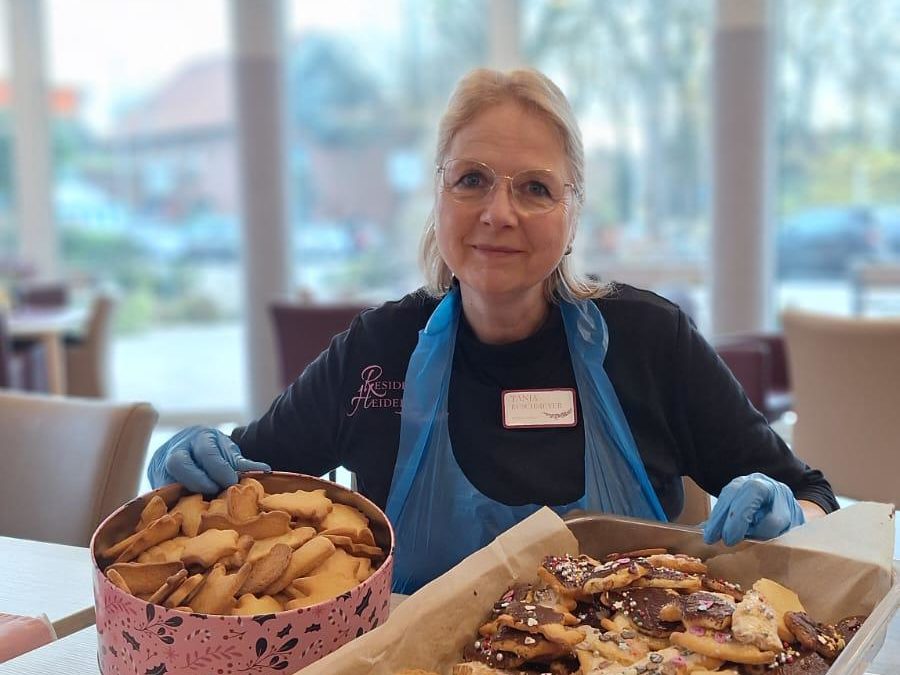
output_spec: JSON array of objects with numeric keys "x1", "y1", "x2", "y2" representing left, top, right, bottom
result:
[{"x1": 149, "y1": 68, "x2": 836, "y2": 594}]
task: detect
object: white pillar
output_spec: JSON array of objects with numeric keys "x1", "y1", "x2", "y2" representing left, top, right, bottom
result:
[
  {"x1": 711, "y1": 0, "x2": 774, "y2": 335},
  {"x1": 489, "y1": 0, "x2": 522, "y2": 70},
  {"x1": 230, "y1": 0, "x2": 290, "y2": 417},
  {"x1": 9, "y1": 0, "x2": 57, "y2": 277}
]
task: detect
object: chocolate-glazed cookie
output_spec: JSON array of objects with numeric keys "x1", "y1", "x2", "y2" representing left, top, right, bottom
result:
[
  {"x1": 531, "y1": 583, "x2": 578, "y2": 615},
  {"x1": 835, "y1": 614, "x2": 866, "y2": 645},
  {"x1": 632, "y1": 565, "x2": 702, "y2": 591},
  {"x1": 702, "y1": 575, "x2": 745, "y2": 601},
  {"x1": 462, "y1": 634, "x2": 527, "y2": 669},
  {"x1": 603, "y1": 547, "x2": 668, "y2": 561},
  {"x1": 663, "y1": 591, "x2": 736, "y2": 631},
  {"x1": 769, "y1": 649, "x2": 831, "y2": 675},
  {"x1": 644, "y1": 553, "x2": 707, "y2": 575},
  {"x1": 490, "y1": 584, "x2": 532, "y2": 617},
  {"x1": 539, "y1": 555, "x2": 600, "y2": 599},
  {"x1": 489, "y1": 584, "x2": 578, "y2": 627},
  {"x1": 600, "y1": 587, "x2": 683, "y2": 638},
  {"x1": 489, "y1": 625, "x2": 572, "y2": 663},
  {"x1": 481, "y1": 600, "x2": 586, "y2": 648},
  {"x1": 541, "y1": 658, "x2": 580, "y2": 675},
  {"x1": 582, "y1": 557, "x2": 652, "y2": 594},
  {"x1": 573, "y1": 595, "x2": 611, "y2": 629},
  {"x1": 784, "y1": 611, "x2": 845, "y2": 660}
]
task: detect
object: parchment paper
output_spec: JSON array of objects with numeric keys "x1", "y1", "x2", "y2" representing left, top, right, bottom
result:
[{"x1": 299, "y1": 502, "x2": 895, "y2": 675}]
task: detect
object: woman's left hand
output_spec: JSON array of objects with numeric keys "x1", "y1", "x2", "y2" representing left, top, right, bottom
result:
[{"x1": 703, "y1": 472, "x2": 805, "y2": 546}]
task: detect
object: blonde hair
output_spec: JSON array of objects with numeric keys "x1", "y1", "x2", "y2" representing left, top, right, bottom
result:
[{"x1": 419, "y1": 68, "x2": 606, "y2": 302}]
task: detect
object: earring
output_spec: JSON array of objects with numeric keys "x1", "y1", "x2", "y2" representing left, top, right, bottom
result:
[{"x1": 564, "y1": 244, "x2": 573, "y2": 256}]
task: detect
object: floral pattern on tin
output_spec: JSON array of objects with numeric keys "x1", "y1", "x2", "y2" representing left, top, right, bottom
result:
[{"x1": 93, "y1": 557, "x2": 393, "y2": 675}]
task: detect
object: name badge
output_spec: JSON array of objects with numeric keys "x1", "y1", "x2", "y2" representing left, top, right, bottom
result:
[{"x1": 501, "y1": 388, "x2": 577, "y2": 429}]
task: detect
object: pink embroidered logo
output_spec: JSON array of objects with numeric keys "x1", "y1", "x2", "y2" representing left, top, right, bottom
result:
[{"x1": 347, "y1": 365, "x2": 404, "y2": 416}]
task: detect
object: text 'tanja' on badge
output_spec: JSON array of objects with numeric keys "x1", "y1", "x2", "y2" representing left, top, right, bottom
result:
[{"x1": 501, "y1": 388, "x2": 577, "y2": 429}]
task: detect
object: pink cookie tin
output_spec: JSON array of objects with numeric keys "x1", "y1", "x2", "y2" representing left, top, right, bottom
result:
[{"x1": 90, "y1": 472, "x2": 394, "y2": 674}]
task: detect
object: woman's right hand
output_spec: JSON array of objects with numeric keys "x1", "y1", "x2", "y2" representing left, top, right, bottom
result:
[{"x1": 147, "y1": 426, "x2": 271, "y2": 494}]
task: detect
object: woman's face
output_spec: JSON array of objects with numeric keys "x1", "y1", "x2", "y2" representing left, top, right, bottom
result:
[{"x1": 435, "y1": 101, "x2": 574, "y2": 309}]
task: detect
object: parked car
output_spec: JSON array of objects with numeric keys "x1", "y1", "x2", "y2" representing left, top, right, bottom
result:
[
  {"x1": 777, "y1": 206, "x2": 881, "y2": 278},
  {"x1": 181, "y1": 213, "x2": 241, "y2": 260},
  {"x1": 292, "y1": 222, "x2": 359, "y2": 260},
  {"x1": 54, "y1": 178, "x2": 131, "y2": 235},
  {"x1": 876, "y1": 206, "x2": 900, "y2": 256},
  {"x1": 129, "y1": 213, "x2": 241, "y2": 262}
]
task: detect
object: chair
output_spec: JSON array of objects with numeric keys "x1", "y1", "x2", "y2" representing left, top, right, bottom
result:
[
  {"x1": 0, "y1": 313, "x2": 46, "y2": 392},
  {"x1": 0, "y1": 313, "x2": 25, "y2": 388},
  {"x1": 783, "y1": 309, "x2": 900, "y2": 505},
  {"x1": 715, "y1": 332, "x2": 792, "y2": 421},
  {"x1": 15, "y1": 281, "x2": 69, "y2": 308},
  {"x1": 0, "y1": 391, "x2": 158, "y2": 546},
  {"x1": 65, "y1": 294, "x2": 115, "y2": 398},
  {"x1": 269, "y1": 301, "x2": 366, "y2": 484},
  {"x1": 269, "y1": 301, "x2": 367, "y2": 387}
]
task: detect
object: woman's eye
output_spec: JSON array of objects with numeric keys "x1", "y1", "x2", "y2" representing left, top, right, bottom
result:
[
  {"x1": 459, "y1": 172, "x2": 487, "y2": 188},
  {"x1": 524, "y1": 181, "x2": 551, "y2": 198}
]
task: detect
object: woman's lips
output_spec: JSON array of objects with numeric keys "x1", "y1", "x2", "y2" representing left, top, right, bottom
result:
[{"x1": 471, "y1": 244, "x2": 521, "y2": 256}]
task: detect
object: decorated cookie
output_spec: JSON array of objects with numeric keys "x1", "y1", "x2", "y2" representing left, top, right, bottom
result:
[
  {"x1": 732, "y1": 589, "x2": 783, "y2": 653},
  {"x1": 659, "y1": 590, "x2": 736, "y2": 631},
  {"x1": 752, "y1": 577, "x2": 806, "y2": 643},
  {"x1": 835, "y1": 614, "x2": 866, "y2": 644},
  {"x1": 540, "y1": 554, "x2": 602, "y2": 600},
  {"x1": 783, "y1": 611, "x2": 846, "y2": 660},
  {"x1": 462, "y1": 634, "x2": 528, "y2": 670},
  {"x1": 644, "y1": 553, "x2": 707, "y2": 575},
  {"x1": 574, "y1": 625, "x2": 652, "y2": 667},
  {"x1": 632, "y1": 565, "x2": 702, "y2": 591},
  {"x1": 573, "y1": 596, "x2": 612, "y2": 629},
  {"x1": 670, "y1": 627, "x2": 777, "y2": 665},
  {"x1": 491, "y1": 625, "x2": 572, "y2": 662},
  {"x1": 599, "y1": 587, "x2": 682, "y2": 638},
  {"x1": 480, "y1": 600, "x2": 586, "y2": 647},
  {"x1": 582, "y1": 557, "x2": 652, "y2": 594},
  {"x1": 702, "y1": 575, "x2": 744, "y2": 601}
]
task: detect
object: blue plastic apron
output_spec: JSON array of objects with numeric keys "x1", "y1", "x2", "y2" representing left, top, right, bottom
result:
[{"x1": 385, "y1": 287, "x2": 666, "y2": 594}]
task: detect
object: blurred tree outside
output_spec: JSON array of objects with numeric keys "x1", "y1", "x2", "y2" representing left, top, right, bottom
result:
[
  {"x1": 777, "y1": 0, "x2": 900, "y2": 215},
  {"x1": 523, "y1": 0, "x2": 710, "y2": 261},
  {"x1": 285, "y1": 0, "x2": 485, "y2": 299},
  {"x1": 0, "y1": 108, "x2": 15, "y2": 254}
]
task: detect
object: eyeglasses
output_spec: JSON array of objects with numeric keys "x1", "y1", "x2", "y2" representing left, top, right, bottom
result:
[{"x1": 437, "y1": 158, "x2": 580, "y2": 215}]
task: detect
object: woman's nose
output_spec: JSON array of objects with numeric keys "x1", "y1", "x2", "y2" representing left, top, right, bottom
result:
[{"x1": 480, "y1": 177, "x2": 519, "y2": 227}]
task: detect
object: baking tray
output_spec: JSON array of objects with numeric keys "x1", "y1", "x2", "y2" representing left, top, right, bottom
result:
[{"x1": 565, "y1": 513, "x2": 899, "y2": 675}]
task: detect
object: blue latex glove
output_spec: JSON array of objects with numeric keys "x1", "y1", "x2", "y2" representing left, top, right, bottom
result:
[
  {"x1": 147, "y1": 425, "x2": 271, "y2": 494},
  {"x1": 703, "y1": 472, "x2": 805, "y2": 546}
]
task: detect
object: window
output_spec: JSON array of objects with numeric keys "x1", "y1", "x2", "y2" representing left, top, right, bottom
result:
[
  {"x1": 0, "y1": 0, "x2": 14, "y2": 261},
  {"x1": 775, "y1": 0, "x2": 900, "y2": 318},
  {"x1": 45, "y1": 0, "x2": 245, "y2": 418},
  {"x1": 524, "y1": 1, "x2": 713, "y2": 328},
  {"x1": 285, "y1": 0, "x2": 487, "y2": 302}
]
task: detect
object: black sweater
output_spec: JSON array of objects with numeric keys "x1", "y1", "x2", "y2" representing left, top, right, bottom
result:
[{"x1": 233, "y1": 285, "x2": 837, "y2": 519}]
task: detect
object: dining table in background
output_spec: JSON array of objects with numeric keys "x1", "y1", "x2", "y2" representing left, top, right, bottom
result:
[{"x1": 7, "y1": 305, "x2": 88, "y2": 395}]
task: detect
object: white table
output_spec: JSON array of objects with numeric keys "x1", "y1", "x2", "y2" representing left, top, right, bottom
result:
[
  {"x1": 7, "y1": 306, "x2": 88, "y2": 394},
  {"x1": 0, "y1": 536, "x2": 95, "y2": 639},
  {"x1": 0, "y1": 626, "x2": 98, "y2": 673}
]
